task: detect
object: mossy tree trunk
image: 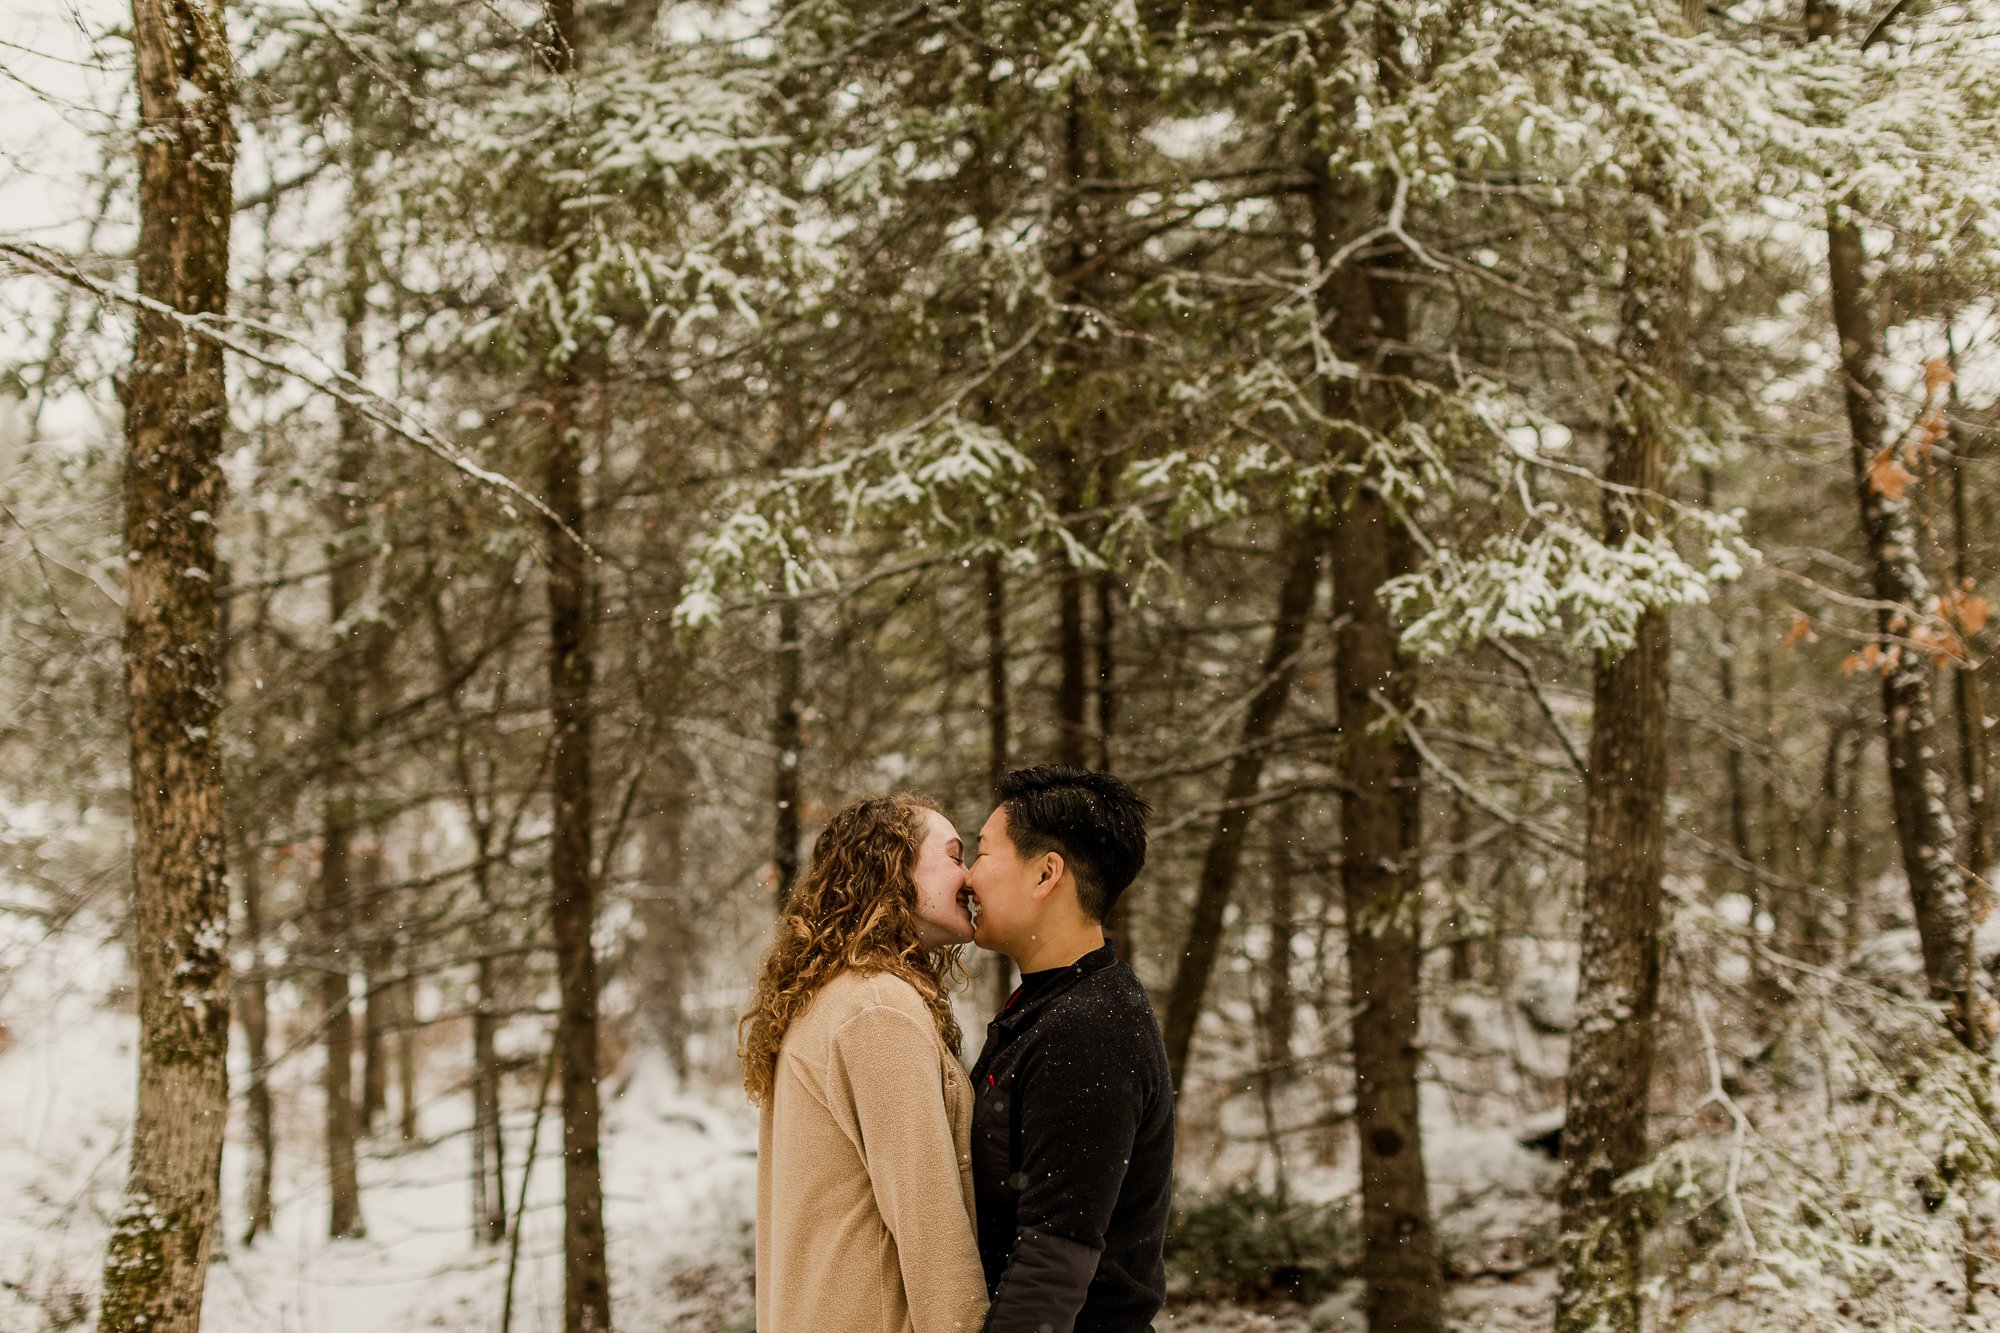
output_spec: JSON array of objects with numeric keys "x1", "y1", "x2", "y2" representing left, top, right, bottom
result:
[{"x1": 97, "y1": 1, "x2": 236, "y2": 1328}]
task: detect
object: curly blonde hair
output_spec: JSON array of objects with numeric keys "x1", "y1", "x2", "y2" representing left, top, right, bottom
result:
[{"x1": 740, "y1": 792, "x2": 963, "y2": 1105}]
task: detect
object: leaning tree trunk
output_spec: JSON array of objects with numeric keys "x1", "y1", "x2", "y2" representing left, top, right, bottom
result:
[
  {"x1": 96, "y1": 2, "x2": 236, "y2": 1329},
  {"x1": 1306, "y1": 31, "x2": 1445, "y2": 1330},
  {"x1": 1804, "y1": 0, "x2": 1977, "y2": 1045},
  {"x1": 1555, "y1": 175, "x2": 1692, "y2": 1333},
  {"x1": 537, "y1": 9, "x2": 612, "y2": 1329},
  {"x1": 1160, "y1": 537, "x2": 1322, "y2": 1092}
]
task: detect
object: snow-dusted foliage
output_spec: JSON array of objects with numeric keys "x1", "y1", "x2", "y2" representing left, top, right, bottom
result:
[{"x1": 1637, "y1": 901, "x2": 2000, "y2": 1332}]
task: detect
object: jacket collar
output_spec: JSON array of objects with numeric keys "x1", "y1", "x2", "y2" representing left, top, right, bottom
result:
[{"x1": 990, "y1": 939, "x2": 1119, "y2": 1037}]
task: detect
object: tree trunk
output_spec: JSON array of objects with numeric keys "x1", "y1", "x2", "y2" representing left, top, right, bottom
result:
[
  {"x1": 1094, "y1": 463, "x2": 1128, "y2": 939},
  {"x1": 1307, "y1": 29, "x2": 1445, "y2": 1327},
  {"x1": 538, "y1": 13, "x2": 611, "y2": 1321},
  {"x1": 1803, "y1": 718, "x2": 1852, "y2": 963},
  {"x1": 1056, "y1": 529, "x2": 1090, "y2": 769},
  {"x1": 315, "y1": 827, "x2": 365, "y2": 1236},
  {"x1": 772, "y1": 598, "x2": 803, "y2": 910},
  {"x1": 1556, "y1": 182, "x2": 1691, "y2": 1333},
  {"x1": 986, "y1": 555, "x2": 1017, "y2": 1013},
  {"x1": 1267, "y1": 819, "x2": 1299, "y2": 1063},
  {"x1": 396, "y1": 976, "x2": 419, "y2": 1144},
  {"x1": 313, "y1": 206, "x2": 374, "y2": 1241},
  {"x1": 472, "y1": 947, "x2": 508, "y2": 1245},
  {"x1": 637, "y1": 800, "x2": 694, "y2": 1077},
  {"x1": 362, "y1": 934, "x2": 391, "y2": 1132},
  {"x1": 1842, "y1": 727, "x2": 1868, "y2": 959},
  {"x1": 1160, "y1": 538, "x2": 1322, "y2": 1092},
  {"x1": 1447, "y1": 790, "x2": 1477, "y2": 983},
  {"x1": 545, "y1": 378, "x2": 612, "y2": 1333},
  {"x1": 1052, "y1": 93, "x2": 1093, "y2": 774},
  {"x1": 1719, "y1": 618, "x2": 1757, "y2": 905},
  {"x1": 1094, "y1": 452, "x2": 1119, "y2": 773},
  {"x1": 1807, "y1": 0, "x2": 1978, "y2": 1042},
  {"x1": 239, "y1": 845, "x2": 275, "y2": 1244},
  {"x1": 1947, "y1": 333, "x2": 1992, "y2": 890},
  {"x1": 96, "y1": 2, "x2": 235, "y2": 1328}
]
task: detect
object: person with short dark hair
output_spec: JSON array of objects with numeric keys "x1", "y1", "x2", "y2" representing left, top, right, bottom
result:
[{"x1": 960, "y1": 765, "x2": 1175, "y2": 1333}]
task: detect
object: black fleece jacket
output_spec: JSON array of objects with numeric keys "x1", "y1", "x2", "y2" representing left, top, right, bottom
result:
[{"x1": 969, "y1": 940, "x2": 1175, "y2": 1333}]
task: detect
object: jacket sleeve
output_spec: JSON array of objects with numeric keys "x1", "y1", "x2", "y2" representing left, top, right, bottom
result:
[
  {"x1": 828, "y1": 1001, "x2": 990, "y2": 1333},
  {"x1": 983, "y1": 1020, "x2": 1145, "y2": 1333}
]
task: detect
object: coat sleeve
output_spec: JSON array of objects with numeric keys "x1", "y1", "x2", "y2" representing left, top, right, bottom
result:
[
  {"x1": 828, "y1": 1001, "x2": 990, "y2": 1333},
  {"x1": 982, "y1": 1020, "x2": 1145, "y2": 1333}
]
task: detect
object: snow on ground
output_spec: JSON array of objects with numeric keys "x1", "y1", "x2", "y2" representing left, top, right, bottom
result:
[
  {"x1": 1, "y1": 904, "x2": 757, "y2": 1333},
  {"x1": 3, "y1": 899, "x2": 1564, "y2": 1332},
  {"x1": 2, "y1": 896, "x2": 1587, "y2": 1331}
]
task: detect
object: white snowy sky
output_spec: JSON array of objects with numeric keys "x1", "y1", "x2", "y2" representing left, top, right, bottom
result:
[
  {"x1": 0, "y1": 2, "x2": 126, "y2": 244},
  {"x1": 0, "y1": 1, "x2": 130, "y2": 448}
]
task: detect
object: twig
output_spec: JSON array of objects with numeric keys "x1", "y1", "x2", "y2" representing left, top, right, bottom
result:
[
  {"x1": 499, "y1": 1033, "x2": 560, "y2": 1333},
  {"x1": 1487, "y1": 636, "x2": 1587, "y2": 775},
  {"x1": 0, "y1": 239, "x2": 594, "y2": 559},
  {"x1": 1688, "y1": 974, "x2": 1759, "y2": 1260},
  {"x1": 1385, "y1": 694, "x2": 1582, "y2": 858}
]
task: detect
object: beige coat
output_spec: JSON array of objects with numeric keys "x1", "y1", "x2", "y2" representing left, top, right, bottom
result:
[{"x1": 756, "y1": 969, "x2": 989, "y2": 1333}]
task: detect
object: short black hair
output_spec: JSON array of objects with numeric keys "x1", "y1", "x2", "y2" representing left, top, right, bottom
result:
[{"x1": 995, "y1": 765, "x2": 1151, "y2": 923}]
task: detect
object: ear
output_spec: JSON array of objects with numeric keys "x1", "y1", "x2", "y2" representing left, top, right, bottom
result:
[{"x1": 1029, "y1": 852, "x2": 1067, "y2": 903}]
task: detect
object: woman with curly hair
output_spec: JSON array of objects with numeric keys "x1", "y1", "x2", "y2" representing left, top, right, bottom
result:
[{"x1": 744, "y1": 792, "x2": 988, "y2": 1333}]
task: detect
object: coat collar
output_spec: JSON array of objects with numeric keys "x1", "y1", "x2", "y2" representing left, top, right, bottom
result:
[{"x1": 989, "y1": 939, "x2": 1119, "y2": 1037}]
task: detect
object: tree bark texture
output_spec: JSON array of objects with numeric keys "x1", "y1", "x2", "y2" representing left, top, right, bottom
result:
[
  {"x1": 1306, "y1": 26, "x2": 1445, "y2": 1329},
  {"x1": 1947, "y1": 341, "x2": 1992, "y2": 890},
  {"x1": 314, "y1": 220, "x2": 372, "y2": 1241},
  {"x1": 1832, "y1": 214, "x2": 1977, "y2": 1043},
  {"x1": 538, "y1": 9, "x2": 611, "y2": 1316},
  {"x1": 1807, "y1": 0, "x2": 1978, "y2": 1049},
  {"x1": 97, "y1": 2, "x2": 236, "y2": 1328},
  {"x1": 545, "y1": 374, "x2": 611, "y2": 1333},
  {"x1": 1556, "y1": 188, "x2": 1690, "y2": 1333}
]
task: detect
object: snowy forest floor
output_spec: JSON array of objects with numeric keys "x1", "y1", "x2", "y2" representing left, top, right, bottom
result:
[
  {"x1": 8, "y1": 900, "x2": 1990, "y2": 1331},
  {"x1": 1, "y1": 905, "x2": 1566, "y2": 1332}
]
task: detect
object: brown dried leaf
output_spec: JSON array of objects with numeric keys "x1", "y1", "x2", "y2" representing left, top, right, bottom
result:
[
  {"x1": 1783, "y1": 611, "x2": 1815, "y2": 649},
  {"x1": 1926, "y1": 359, "x2": 1958, "y2": 394},
  {"x1": 1870, "y1": 447, "x2": 1914, "y2": 500},
  {"x1": 1911, "y1": 623, "x2": 1965, "y2": 666},
  {"x1": 1960, "y1": 594, "x2": 1990, "y2": 637},
  {"x1": 1920, "y1": 407, "x2": 1950, "y2": 446}
]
